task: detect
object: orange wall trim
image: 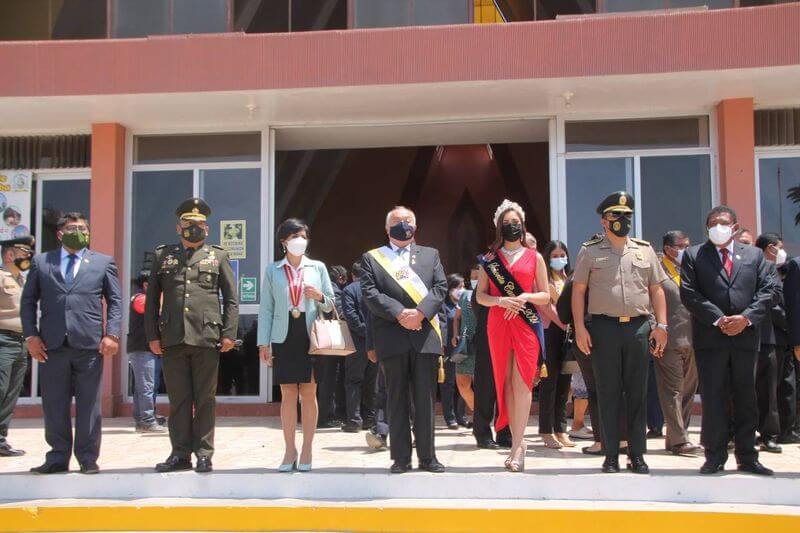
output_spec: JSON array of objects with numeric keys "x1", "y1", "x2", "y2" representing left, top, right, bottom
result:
[{"x1": 716, "y1": 98, "x2": 757, "y2": 232}]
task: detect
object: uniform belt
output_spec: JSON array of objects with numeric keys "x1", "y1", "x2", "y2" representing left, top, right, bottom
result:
[
  {"x1": 591, "y1": 314, "x2": 647, "y2": 324},
  {"x1": 0, "y1": 329, "x2": 24, "y2": 340}
]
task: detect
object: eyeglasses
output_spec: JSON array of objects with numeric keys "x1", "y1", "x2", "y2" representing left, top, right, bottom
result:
[
  {"x1": 62, "y1": 224, "x2": 88, "y2": 232},
  {"x1": 605, "y1": 212, "x2": 632, "y2": 221}
]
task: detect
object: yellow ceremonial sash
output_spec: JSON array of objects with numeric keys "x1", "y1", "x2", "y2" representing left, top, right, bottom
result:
[
  {"x1": 663, "y1": 257, "x2": 680, "y2": 286},
  {"x1": 368, "y1": 246, "x2": 442, "y2": 342}
]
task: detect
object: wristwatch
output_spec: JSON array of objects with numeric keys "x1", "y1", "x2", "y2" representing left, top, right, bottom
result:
[{"x1": 656, "y1": 323, "x2": 668, "y2": 331}]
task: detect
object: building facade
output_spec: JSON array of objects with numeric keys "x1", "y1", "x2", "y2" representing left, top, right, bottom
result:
[{"x1": 1, "y1": 0, "x2": 799, "y2": 416}]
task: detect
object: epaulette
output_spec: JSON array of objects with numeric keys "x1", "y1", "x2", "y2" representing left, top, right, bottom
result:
[
  {"x1": 155, "y1": 244, "x2": 167, "y2": 251},
  {"x1": 582, "y1": 237, "x2": 603, "y2": 247},
  {"x1": 211, "y1": 244, "x2": 226, "y2": 251},
  {"x1": 631, "y1": 238, "x2": 651, "y2": 247}
]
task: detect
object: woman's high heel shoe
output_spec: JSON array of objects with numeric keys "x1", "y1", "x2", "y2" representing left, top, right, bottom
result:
[
  {"x1": 509, "y1": 445, "x2": 527, "y2": 473},
  {"x1": 504, "y1": 456, "x2": 512, "y2": 470},
  {"x1": 278, "y1": 460, "x2": 297, "y2": 473},
  {"x1": 297, "y1": 462, "x2": 312, "y2": 472}
]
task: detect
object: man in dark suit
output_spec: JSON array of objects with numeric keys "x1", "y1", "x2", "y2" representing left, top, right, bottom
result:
[
  {"x1": 341, "y1": 261, "x2": 378, "y2": 432},
  {"x1": 680, "y1": 205, "x2": 774, "y2": 476},
  {"x1": 360, "y1": 206, "x2": 447, "y2": 473},
  {"x1": 776, "y1": 251, "x2": 800, "y2": 444},
  {"x1": 21, "y1": 212, "x2": 122, "y2": 474}
]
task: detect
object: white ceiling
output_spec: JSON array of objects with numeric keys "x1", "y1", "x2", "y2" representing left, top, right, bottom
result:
[{"x1": 0, "y1": 65, "x2": 798, "y2": 149}]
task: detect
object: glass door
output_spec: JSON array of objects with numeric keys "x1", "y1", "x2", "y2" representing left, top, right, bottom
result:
[{"x1": 757, "y1": 153, "x2": 800, "y2": 257}]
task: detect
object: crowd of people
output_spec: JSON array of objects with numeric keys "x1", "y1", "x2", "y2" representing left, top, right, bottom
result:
[{"x1": 0, "y1": 191, "x2": 798, "y2": 478}]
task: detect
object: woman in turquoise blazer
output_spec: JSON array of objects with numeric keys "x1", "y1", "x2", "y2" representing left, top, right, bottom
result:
[{"x1": 258, "y1": 218, "x2": 334, "y2": 472}]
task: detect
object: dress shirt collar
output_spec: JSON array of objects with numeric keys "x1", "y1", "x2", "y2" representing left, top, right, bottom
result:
[
  {"x1": 61, "y1": 246, "x2": 87, "y2": 262},
  {"x1": 278, "y1": 255, "x2": 309, "y2": 271},
  {"x1": 715, "y1": 240, "x2": 735, "y2": 256},
  {"x1": 390, "y1": 242, "x2": 412, "y2": 255}
]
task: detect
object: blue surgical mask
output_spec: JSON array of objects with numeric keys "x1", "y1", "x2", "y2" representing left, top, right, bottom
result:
[{"x1": 550, "y1": 257, "x2": 568, "y2": 271}]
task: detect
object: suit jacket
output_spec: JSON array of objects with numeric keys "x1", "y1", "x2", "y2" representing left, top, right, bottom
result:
[
  {"x1": 770, "y1": 268, "x2": 789, "y2": 348},
  {"x1": 758, "y1": 262, "x2": 782, "y2": 347},
  {"x1": 342, "y1": 280, "x2": 367, "y2": 352},
  {"x1": 660, "y1": 258, "x2": 692, "y2": 350},
  {"x1": 680, "y1": 240, "x2": 773, "y2": 352},
  {"x1": 21, "y1": 248, "x2": 122, "y2": 351},
  {"x1": 782, "y1": 257, "x2": 800, "y2": 348},
  {"x1": 360, "y1": 243, "x2": 447, "y2": 360},
  {"x1": 257, "y1": 258, "x2": 334, "y2": 346}
]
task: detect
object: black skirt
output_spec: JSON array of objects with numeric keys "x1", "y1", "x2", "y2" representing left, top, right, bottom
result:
[{"x1": 272, "y1": 312, "x2": 316, "y2": 385}]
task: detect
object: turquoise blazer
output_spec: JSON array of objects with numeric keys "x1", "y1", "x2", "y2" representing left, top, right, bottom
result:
[{"x1": 257, "y1": 257, "x2": 334, "y2": 346}]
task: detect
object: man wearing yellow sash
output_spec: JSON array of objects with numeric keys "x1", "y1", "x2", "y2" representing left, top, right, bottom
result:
[
  {"x1": 360, "y1": 206, "x2": 448, "y2": 474},
  {"x1": 654, "y1": 230, "x2": 701, "y2": 457}
]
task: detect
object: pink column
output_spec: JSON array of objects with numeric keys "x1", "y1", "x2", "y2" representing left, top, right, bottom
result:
[{"x1": 716, "y1": 98, "x2": 757, "y2": 231}]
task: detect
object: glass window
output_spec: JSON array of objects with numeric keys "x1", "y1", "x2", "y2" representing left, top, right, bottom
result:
[
  {"x1": 233, "y1": 0, "x2": 289, "y2": 33},
  {"x1": 565, "y1": 117, "x2": 709, "y2": 153},
  {"x1": 413, "y1": 0, "x2": 472, "y2": 25},
  {"x1": 199, "y1": 168, "x2": 262, "y2": 303},
  {"x1": 352, "y1": 0, "x2": 412, "y2": 28},
  {"x1": 218, "y1": 314, "x2": 260, "y2": 396},
  {"x1": 130, "y1": 170, "x2": 193, "y2": 278},
  {"x1": 39, "y1": 179, "x2": 91, "y2": 253},
  {"x1": 134, "y1": 133, "x2": 261, "y2": 164},
  {"x1": 602, "y1": 0, "x2": 665, "y2": 11},
  {"x1": 759, "y1": 157, "x2": 800, "y2": 257},
  {"x1": 565, "y1": 157, "x2": 634, "y2": 258},
  {"x1": 0, "y1": 0, "x2": 106, "y2": 41},
  {"x1": 173, "y1": 0, "x2": 229, "y2": 34},
  {"x1": 668, "y1": 0, "x2": 733, "y2": 7},
  {"x1": 112, "y1": 0, "x2": 169, "y2": 38},
  {"x1": 640, "y1": 155, "x2": 712, "y2": 247},
  {"x1": 290, "y1": 0, "x2": 347, "y2": 32},
  {"x1": 536, "y1": 0, "x2": 596, "y2": 19}
]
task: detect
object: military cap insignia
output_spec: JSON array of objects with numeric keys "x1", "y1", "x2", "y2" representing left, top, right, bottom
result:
[{"x1": 619, "y1": 195, "x2": 627, "y2": 206}]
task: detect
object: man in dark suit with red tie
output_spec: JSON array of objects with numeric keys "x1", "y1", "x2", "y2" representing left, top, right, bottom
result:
[{"x1": 680, "y1": 205, "x2": 774, "y2": 476}]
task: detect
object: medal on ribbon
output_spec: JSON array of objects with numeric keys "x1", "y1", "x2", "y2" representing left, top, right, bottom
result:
[{"x1": 284, "y1": 264, "x2": 304, "y2": 319}]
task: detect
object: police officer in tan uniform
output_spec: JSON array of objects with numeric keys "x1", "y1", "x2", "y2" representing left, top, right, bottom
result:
[
  {"x1": 0, "y1": 236, "x2": 33, "y2": 457},
  {"x1": 571, "y1": 192, "x2": 669, "y2": 474},
  {"x1": 145, "y1": 198, "x2": 238, "y2": 473}
]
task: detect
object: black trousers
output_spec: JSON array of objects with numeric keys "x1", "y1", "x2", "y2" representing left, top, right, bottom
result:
[
  {"x1": 538, "y1": 326, "x2": 571, "y2": 434},
  {"x1": 646, "y1": 356, "x2": 664, "y2": 432},
  {"x1": 344, "y1": 347, "x2": 378, "y2": 427},
  {"x1": 371, "y1": 367, "x2": 389, "y2": 438},
  {"x1": 39, "y1": 346, "x2": 103, "y2": 466},
  {"x1": 775, "y1": 345, "x2": 797, "y2": 437},
  {"x1": 696, "y1": 347, "x2": 758, "y2": 465},
  {"x1": 381, "y1": 350, "x2": 438, "y2": 463},
  {"x1": 162, "y1": 344, "x2": 219, "y2": 459},
  {"x1": 756, "y1": 344, "x2": 780, "y2": 440},
  {"x1": 590, "y1": 317, "x2": 649, "y2": 457},
  {"x1": 316, "y1": 356, "x2": 340, "y2": 423},
  {"x1": 440, "y1": 359, "x2": 466, "y2": 424},
  {"x1": 472, "y1": 328, "x2": 510, "y2": 444}
]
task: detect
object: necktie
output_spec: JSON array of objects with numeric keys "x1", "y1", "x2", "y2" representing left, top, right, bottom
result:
[
  {"x1": 65, "y1": 254, "x2": 78, "y2": 285},
  {"x1": 399, "y1": 248, "x2": 409, "y2": 265},
  {"x1": 721, "y1": 248, "x2": 733, "y2": 278}
]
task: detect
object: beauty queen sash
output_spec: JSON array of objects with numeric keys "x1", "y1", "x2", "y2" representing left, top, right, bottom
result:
[{"x1": 480, "y1": 252, "x2": 548, "y2": 378}]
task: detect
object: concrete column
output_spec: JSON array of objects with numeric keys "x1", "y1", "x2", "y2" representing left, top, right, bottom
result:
[
  {"x1": 90, "y1": 123, "x2": 127, "y2": 417},
  {"x1": 716, "y1": 98, "x2": 757, "y2": 231}
]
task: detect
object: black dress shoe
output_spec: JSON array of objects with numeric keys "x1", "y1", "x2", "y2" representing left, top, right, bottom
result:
[
  {"x1": 626, "y1": 455, "x2": 649, "y2": 474},
  {"x1": 759, "y1": 439, "x2": 783, "y2": 453},
  {"x1": 30, "y1": 462, "x2": 68, "y2": 474},
  {"x1": 457, "y1": 419, "x2": 472, "y2": 429},
  {"x1": 496, "y1": 438, "x2": 513, "y2": 449},
  {"x1": 699, "y1": 461, "x2": 725, "y2": 475},
  {"x1": 419, "y1": 459, "x2": 445, "y2": 473},
  {"x1": 341, "y1": 423, "x2": 360, "y2": 433},
  {"x1": 155, "y1": 455, "x2": 192, "y2": 473},
  {"x1": 446, "y1": 421, "x2": 459, "y2": 430},
  {"x1": 476, "y1": 439, "x2": 499, "y2": 450},
  {"x1": 195, "y1": 456, "x2": 213, "y2": 473},
  {"x1": 390, "y1": 460, "x2": 412, "y2": 474},
  {"x1": 79, "y1": 462, "x2": 99, "y2": 474},
  {"x1": 646, "y1": 429, "x2": 663, "y2": 439},
  {"x1": 317, "y1": 419, "x2": 342, "y2": 429},
  {"x1": 601, "y1": 457, "x2": 620, "y2": 473},
  {"x1": 737, "y1": 460, "x2": 774, "y2": 476},
  {"x1": 776, "y1": 432, "x2": 800, "y2": 444},
  {"x1": 0, "y1": 444, "x2": 25, "y2": 457}
]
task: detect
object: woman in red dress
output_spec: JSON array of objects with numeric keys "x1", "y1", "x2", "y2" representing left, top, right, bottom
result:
[{"x1": 477, "y1": 200, "x2": 550, "y2": 472}]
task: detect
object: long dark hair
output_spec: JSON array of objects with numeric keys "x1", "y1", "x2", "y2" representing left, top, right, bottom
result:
[
  {"x1": 490, "y1": 207, "x2": 531, "y2": 253},
  {"x1": 542, "y1": 240, "x2": 572, "y2": 279}
]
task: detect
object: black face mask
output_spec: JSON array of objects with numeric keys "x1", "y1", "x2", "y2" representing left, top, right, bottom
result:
[
  {"x1": 501, "y1": 222, "x2": 523, "y2": 242},
  {"x1": 13, "y1": 257, "x2": 30, "y2": 272},
  {"x1": 181, "y1": 224, "x2": 206, "y2": 244},
  {"x1": 389, "y1": 221, "x2": 415, "y2": 241},
  {"x1": 608, "y1": 216, "x2": 632, "y2": 238}
]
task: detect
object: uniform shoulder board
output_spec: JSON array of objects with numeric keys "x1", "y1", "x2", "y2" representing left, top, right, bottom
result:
[
  {"x1": 155, "y1": 244, "x2": 167, "y2": 251},
  {"x1": 582, "y1": 237, "x2": 603, "y2": 247},
  {"x1": 631, "y1": 238, "x2": 651, "y2": 247},
  {"x1": 211, "y1": 244, "x2": 226, "y2": 251}
]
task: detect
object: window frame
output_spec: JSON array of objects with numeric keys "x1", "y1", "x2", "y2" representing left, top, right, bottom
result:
[
  {"x1": 754, "y1": 146, "x2": 800, "y2": 237},
  {"x1": 109, "y1": 0, "x2": 234, "y2": 38}
]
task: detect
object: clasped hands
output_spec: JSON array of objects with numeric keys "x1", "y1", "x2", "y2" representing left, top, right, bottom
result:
[
  {"x1": 396, "y1": 309, "x2": 425, "y2": 330},
  {"x1": 717, "y1": 315, "x2": 749, "y2": 337},
  {"x1": 498, "y1": 295, "x2": 527, "y2": 321}
]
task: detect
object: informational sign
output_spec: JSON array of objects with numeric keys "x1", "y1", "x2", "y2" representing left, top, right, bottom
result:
[
  {"x1": 0, "y1": 170, "x2": 32, "y2": 240},
  {"x1": 240, "y1": 276, "x2": 257, "y2": 302},
  {"x1": 220, "y1": 219, "x2": 246, "y2": 260}
]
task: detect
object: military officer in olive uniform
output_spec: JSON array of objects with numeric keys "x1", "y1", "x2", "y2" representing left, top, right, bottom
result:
[
  {"x1": 571, "y1": 192, "x2": 669, "y2": 474},
  {"x1": 0, "y1": 236, "x2": 33, "y2": 457},
  {"x1": 144, "y1": 198, "x2": 238, "y2": 473}
]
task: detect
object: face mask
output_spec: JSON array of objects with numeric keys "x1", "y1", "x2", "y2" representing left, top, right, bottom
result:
[
  {"x1": 607, "y1": 216, "x2": 631, "y2": 238},
  {"x1": 501, "y1": 222, "x2": 522, "y2": 242},
  {"x1": 775, "y1": 248, "x2": 787, "y2": 266},
  {"x1": 550, "y1": 257, "x2": 568, "y2": 271},
  {"x1": 450, "y1": 288, "x2": 464, "y2": 301},
  {"x1": 181, "y1": 224, "x2": 206, "y2": 244},
  {"x1": 470, "y1": 279, "x2": 478, "y2": 290},
  {"x1": 389, "y1": 220, "x2": 416, "y2": 242},
  {"x1": 61, "y1": 230, "x2": 90, "y2": 250},
  {"x1": 675, "y1": 248, "x2": 685, "y2": 265},
  {"x1": 286, "y1": 237, "x2": 308, "y2": 257},
  {"x1": 708, "y1": 224, "x2": 733, "y2": 246},
  {"x1": 13, "y1": 256, "x2": 31, "y2": 272}
]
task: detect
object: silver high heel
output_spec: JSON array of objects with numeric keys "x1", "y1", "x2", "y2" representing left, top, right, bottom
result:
[
  {"x1": 509, "y1": 445, "x2": 527, "y2": 473},
  {"x1": 297, "y1": 462, "x2": 312, "y2": 472}
]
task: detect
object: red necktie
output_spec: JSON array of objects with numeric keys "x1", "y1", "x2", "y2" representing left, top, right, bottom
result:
[{"x1": 721, "y1": 248, "x2": 733, "y2": 278}]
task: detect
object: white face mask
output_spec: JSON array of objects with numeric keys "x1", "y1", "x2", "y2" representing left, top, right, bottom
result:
[
  {"x1": 550, "y1": 257, "x2": 568, "y2": 271},
  {"x1": 708, "y1": 224, "x2": 733, "y2": 246},
  {"x1": 675, "y1": 248, "x2": 685, "y2": 265},
  {"x1": 285, "y1": 237, "x2": 308, "y2": 257},
  {"x1": 776, "y1": 248, "x2": 787, "y2": 266},
  {"x1": 470, "y1": 279, "x2": 478, "y2": 290},
  {"x1": 450, "y1": 288, "x2": 464, "y2": 301}
]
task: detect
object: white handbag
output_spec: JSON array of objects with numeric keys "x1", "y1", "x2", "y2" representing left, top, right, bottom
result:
[{"x1": 308, "y1": 305, "x2": 356, "y2": 356}]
